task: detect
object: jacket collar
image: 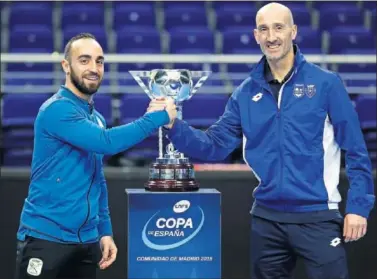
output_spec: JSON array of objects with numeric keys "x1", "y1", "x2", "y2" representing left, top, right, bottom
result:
[
  {"x1": 249, "y1": 44, "x2": 306, "y2": 85},
  {"x1": 264, "y1": 61, "x2": 294, "y2": 84},
  {"x1": 57, "y1": 85, "x2": 94, "y2": 114}
]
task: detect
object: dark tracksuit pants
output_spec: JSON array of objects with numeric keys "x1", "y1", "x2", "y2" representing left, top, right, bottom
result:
[
  {"x1": 251, "y1": 216, "x2": 348, "y2": 279},
  {"x1": 15, "y1": 236, "x2": 101, "y2": 279}
]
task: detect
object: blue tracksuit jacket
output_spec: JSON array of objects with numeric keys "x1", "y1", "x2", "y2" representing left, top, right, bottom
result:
[
  {"x1": 17, "y1": 86, "x2": 169, "y2": 243},
  {"x1": 167, "y1": 47, "x2": 375, "y2": 218}
]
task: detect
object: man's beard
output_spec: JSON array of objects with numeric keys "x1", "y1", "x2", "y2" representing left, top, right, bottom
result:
[{"x1": 70, "y1": 69, "x2": 101, "y2": 96}]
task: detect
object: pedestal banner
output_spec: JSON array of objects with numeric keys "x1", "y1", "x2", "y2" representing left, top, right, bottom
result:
[{"x1": 125, "y1": 189, "x2": 221, "y2": 279}]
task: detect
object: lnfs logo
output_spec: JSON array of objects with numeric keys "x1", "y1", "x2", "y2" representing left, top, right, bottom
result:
[{"x1": 142, "y1": 200, "x2": 205, "y2": 250}]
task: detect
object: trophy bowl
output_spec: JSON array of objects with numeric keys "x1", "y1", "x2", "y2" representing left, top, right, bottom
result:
[
  {"x1": 149, "y1": 69, "x2": 193, "y2": 102},
  {"x1": 129, "y1": 69, "x2": 211, "y2": 192}
]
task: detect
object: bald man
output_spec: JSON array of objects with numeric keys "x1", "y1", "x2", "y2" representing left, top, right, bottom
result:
[
  {"x1": 14, "y1": 33, "x2": 176, "y2": 279},
  {"x1": 161, "y1": 2, "x2": 375, "y2": 279}
]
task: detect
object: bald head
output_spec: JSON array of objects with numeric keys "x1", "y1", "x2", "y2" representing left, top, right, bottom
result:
[
  {"x1": 256, "y1": 2, "x2": 294, "y2": 27},
  {"x1": 253, "y1": 2, "x2": 297, "y2": 63}
]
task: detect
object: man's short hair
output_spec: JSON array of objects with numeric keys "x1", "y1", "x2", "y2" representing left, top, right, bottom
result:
[{"x1": 64, "y1": 33, "x2": 97, "y2": 61}]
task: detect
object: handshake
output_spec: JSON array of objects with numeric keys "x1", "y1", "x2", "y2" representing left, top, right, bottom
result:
[{"x1": 146, "y1": 97, "x2": 177, "y2": 129}]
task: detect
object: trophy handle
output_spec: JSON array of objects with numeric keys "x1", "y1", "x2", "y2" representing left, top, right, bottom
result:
[
  {"x1": 190, "y1": 71, "x2": 211, "y2": 96},
  {"x1": 128, "y1": 71, "x2": 154, "y2": 99}
]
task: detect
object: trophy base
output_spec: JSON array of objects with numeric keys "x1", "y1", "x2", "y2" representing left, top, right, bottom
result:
[
  {"x1": 145, "y1": 158, "x2": 199, "y2": 192},
  {"x1": 145, "y1": 180, "x2": 199, "y2": 192}
]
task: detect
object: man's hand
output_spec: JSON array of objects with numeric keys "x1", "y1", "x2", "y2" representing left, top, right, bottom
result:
[
  {"x1": 146, "y1": 97, "x2": 168, "y2": 113},
  {"x1": 146, "y1": 97, "x2": 177, "y2": 126},
  {"x1": 343, "y1": 214, "x2": 367, "y2": 242},
  {"x1": 99, "y1": 236, "x2": 117, "y2": 270}
]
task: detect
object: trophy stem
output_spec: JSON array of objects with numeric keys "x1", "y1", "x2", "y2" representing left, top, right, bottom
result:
[
  {"x1": 158, "y1": 127, "x2": 163, "y2": 159},
  {"x1": 174, "y1": 103, "x2": 184, "y2": 157},
  {"x1": 176, "y1": 103, "x2": 183, "y2": 120}
]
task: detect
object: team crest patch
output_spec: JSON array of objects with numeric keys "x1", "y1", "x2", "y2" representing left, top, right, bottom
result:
[
  {"x1": 27, "y1": 258, "x2": 43, "y2": 276},
  {"x1": 293, "y1": 84, "x2": 305, "y2": 98},
  {"x1": 306, "y1": 84, "x2": 316, "y2": 98}
]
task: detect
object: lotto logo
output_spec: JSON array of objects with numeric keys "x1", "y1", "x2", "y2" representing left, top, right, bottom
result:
[
  {"x1": 27, "y1": 258, "x2": 43, "y2": 276},
  {"x1": 330, "y1": 237, "x2": 341, "y2": 247},
  {"x1": 252, "y1": 93, "x2": 263, "y2": 102}
]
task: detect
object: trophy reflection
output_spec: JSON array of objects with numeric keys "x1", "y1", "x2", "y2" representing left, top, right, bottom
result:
[{"x1": 129, "y1": 69, "x2": 211, "y2": 192}]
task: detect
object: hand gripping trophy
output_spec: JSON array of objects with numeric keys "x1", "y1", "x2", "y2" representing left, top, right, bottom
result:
[{"x1": 129, "y1": 69, "x2": 211, "y2": 192}]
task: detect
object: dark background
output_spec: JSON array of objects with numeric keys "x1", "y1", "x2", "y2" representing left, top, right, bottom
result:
[{"x1": 1, "y1": 168, "x2": 376, "y2": 279}]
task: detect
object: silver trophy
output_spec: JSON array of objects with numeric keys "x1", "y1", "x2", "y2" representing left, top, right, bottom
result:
[{"x1": 129, "y1": 69, "x2": 211, "y2": 191}]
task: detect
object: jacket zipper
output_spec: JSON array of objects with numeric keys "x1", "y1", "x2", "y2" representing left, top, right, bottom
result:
[
  {"x1": 276, "y1": 71, "x2": 295, "y2": 210},
  {"x1": 77, "y1": 155, "x2": 96, "y2": 242},
  {"x1": 77, "y1": 113, "x2": 97, "y2": 243}
]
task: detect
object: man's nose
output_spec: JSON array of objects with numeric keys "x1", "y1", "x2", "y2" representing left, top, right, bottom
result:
[
  {"x1": 88, "y1": 60, "x2": 99, "y2": 72},
  {"x1": 267, "y1": 30, "x2": 277, "y2": 42}
]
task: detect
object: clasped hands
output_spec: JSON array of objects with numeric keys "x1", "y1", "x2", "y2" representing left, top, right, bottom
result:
[{"x1": 146, "y1": 97, "x2": 177, "y2": 129}]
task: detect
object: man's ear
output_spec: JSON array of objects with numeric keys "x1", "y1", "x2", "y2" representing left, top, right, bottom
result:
[
  {"x1": 253, "y1": 28, "x2": 260, "y2": 45},
  {"x1": 61, "y1": 59, "x2": 70, "y2": 75},
  {"x1": 291, "y1": 24, "x2": 298, "y2": 41}
]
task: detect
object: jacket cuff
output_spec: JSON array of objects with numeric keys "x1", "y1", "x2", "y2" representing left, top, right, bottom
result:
[
  {"x1": 165, "y1": 119, "x2": 183, "y2": 139},
  {"x1": 145, "y1": 110, "x2": 170, "y2": 127},
  {"x1": 98, "y1": 219, "x2": 113, "y2": 237},
  {"x1": 345, "y1": 194, "x2": 375, "y2": 219}
]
